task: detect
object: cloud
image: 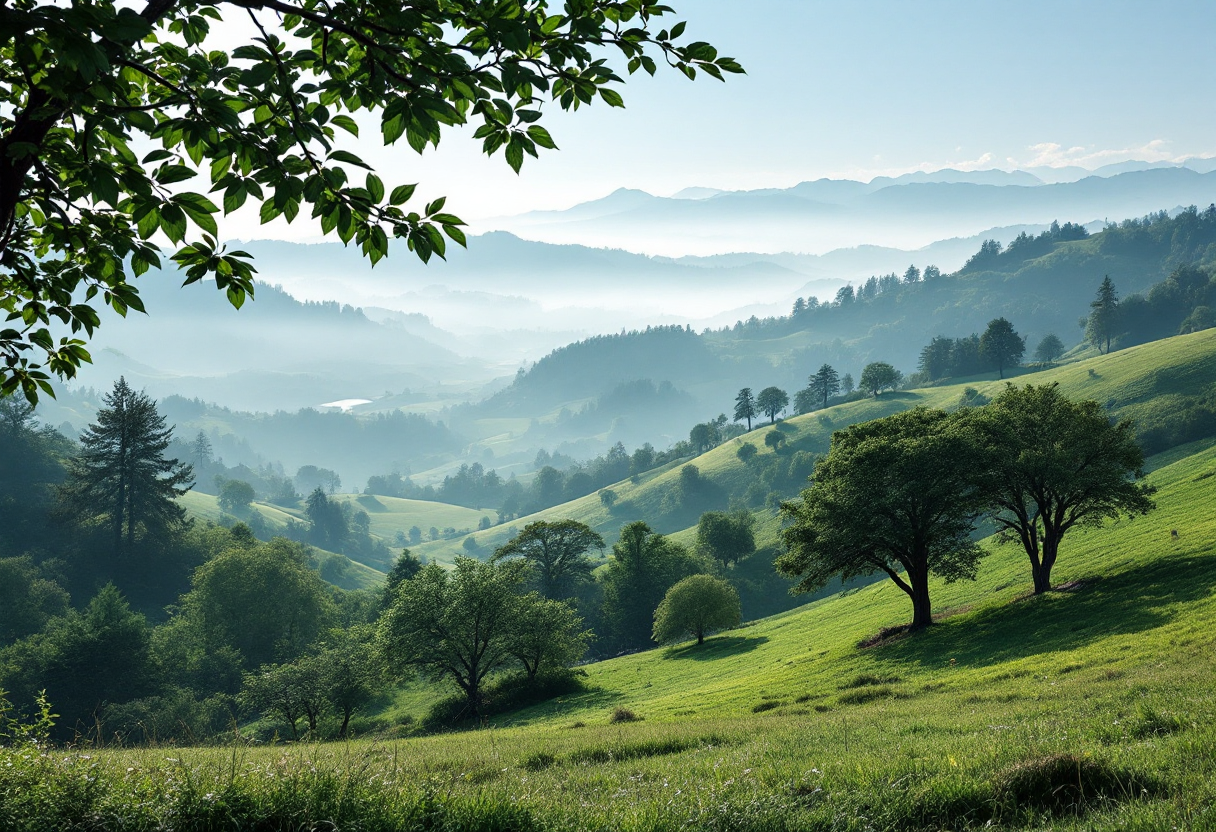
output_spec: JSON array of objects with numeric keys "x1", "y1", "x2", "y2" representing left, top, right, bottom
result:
[{"x1": 1022, "y1": 139, "x2": 1181, "y2": 169}]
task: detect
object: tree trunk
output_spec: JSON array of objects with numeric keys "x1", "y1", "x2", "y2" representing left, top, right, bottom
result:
[
  {"x1": 339, "y1": 707, "x2": 352, "y2": 738},
  {"x1": 908, "y1": 569, "x2": 933, "y2": 631},
  {"x1": 1033, "y1": 536, "x2": 1059, "y2": 594}
]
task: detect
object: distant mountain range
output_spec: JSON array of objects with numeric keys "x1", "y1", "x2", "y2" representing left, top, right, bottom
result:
[{"x1": 484, "y1": 165, "x2": 1216, "y2": 256}]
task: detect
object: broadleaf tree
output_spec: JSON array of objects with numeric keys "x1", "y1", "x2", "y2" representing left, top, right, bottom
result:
[
  {"x1": 652, "y1": 574, "x2": 740, "y2": 646},
  {"x1": 969, "y1": 383, "x2": 1156, "y2": 594},
  {"x1": 755, "y1": 386, "x2": 789, "y2": 424},
  {"x1": 0, "y1": 0, "x2": 742, "y2": 402},
  {"x1": 979, "y1": 317, "x2": 1025, "y2": 379},
  {"x1": 777, "y1": 408, "x2": 986, "y2": 632},
  {"x1": 492, "y1": 519, "x2": 604, "y2": 600}
]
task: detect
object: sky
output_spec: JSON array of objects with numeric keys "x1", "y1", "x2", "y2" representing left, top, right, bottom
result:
[{"x1": 222, "y1": 0, "x2": 1216, "y2": 239}]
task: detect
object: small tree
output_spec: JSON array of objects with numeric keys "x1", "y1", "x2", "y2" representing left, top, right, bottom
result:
[
  {"x1": 807, "y1": 364, "x2": 841, "y2": 410},
  {"x1": 764, "y1": 430, "x2": 786, "y2": 453},
  {"x1": 696, "y1": 511, "x2": 756, "y2": 568},
  {"x1": 1034, "y1": 334, "x2": 1066, "y2": 364},
  {"x1": 979, "y1": 317, "x2": 1025, "y2": 379},
  {"x1": 859, "y1": 362, "x2": 903, "y2": 396},
  {"x1": 1086, "y1": 276, "x2": 1120, "y2": 354},
  {"x1": 970, "y1": 383, "x2": 1156, "y2": 594},
  {"x1": 736, "y1": 442, "x2": 758, "y2": 463},
  {"x1": 218, "y1": 480, "x2": 255, "y2": 514},
  {"x1": 379, "y1": 557, "x2": 528, "y2": 719},
  {"x1": 733, "y1": 388, "x2": 757, "y2": 430},
  {"x1": 314, "y1": 625, "x2": 384, "y2": 738},
  {"x1": 493, "y1": 520, "x2": 604, "y2": 600},
  {"x1": 600, "y1": 522, "x2": 702, "y2": 651},
  {"x1": 841, "y1": 373, "x2": 855, "y2": 395},
  {"x1": 508, "y1": 596, "x2": 591, "y2": 679},
  {"x1": 756, "y1": 387, "x2": 790, "y2": 424},
  {"x1": 778, "y1": 408, "x2": 985, "y2": 631},
  {"x1": 652, "y1": 575, "x2": 741, "y2": 646}
]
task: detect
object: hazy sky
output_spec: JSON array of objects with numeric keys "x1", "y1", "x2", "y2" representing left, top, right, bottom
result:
[{"x1": 227, "y1": 0, "x2": 1216, "y2": 237}]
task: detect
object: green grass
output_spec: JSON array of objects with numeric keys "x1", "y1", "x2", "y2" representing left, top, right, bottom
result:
[
  {"x1": 18, "y1": 433, "x2": 1209, "y2": 830},
  {"x1": 29, "y1": 332, "x2": 1212, "y2": 829}
]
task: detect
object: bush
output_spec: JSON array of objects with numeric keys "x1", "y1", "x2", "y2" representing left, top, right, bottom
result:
[
  {"x1": 609, "y1": 707, "x2": 641, "y2": 723},
  {"x1": 420, "y1": 670, "x2": 586, "y2": 732}
]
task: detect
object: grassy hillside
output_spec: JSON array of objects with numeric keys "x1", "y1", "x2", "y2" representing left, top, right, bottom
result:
[
  {"x1": 177, "y1": 491, "x2": 384, "y2": 591},
  {"x1": 28, "y1": 413, "x2": 1216, "y2": 831},
  {"x1": 412, "y1": 328, "x2": 1216, "y2": 565},
  {"x1": 330, "y1": 494, "x2": 498, "y2": 542}
]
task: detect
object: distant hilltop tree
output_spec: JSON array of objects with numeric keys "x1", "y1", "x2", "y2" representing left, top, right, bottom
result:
[
  {"x1": 979, "y1": 317, "x2": 1026, "y2": 379},
  {"x1": 756, "y1": 387, "x2": 790, "y2": 424},
  {"x1": 1087, "y1": 276, "x2": 1120, "y2": 354},
  {"x1": 859, "y1": 362, "x2": 902, "y2": 396},
  {"x1": 806, "y1": 364, "x2": 841, "y2": 411},
  {"x1": 734, "y1": 388, "x2": 757, "y2": 431},
  {"x1": 1034, "y1": 334, "x2": 1066, "y2": 364}
]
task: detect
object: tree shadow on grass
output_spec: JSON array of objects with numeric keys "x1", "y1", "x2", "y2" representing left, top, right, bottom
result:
[
  {"x1": 871, "y1": 554, "x2": 1216, "y2": 670},
  {"x1": 663, "y1": 635, "x2": 769, "y2": 661}
]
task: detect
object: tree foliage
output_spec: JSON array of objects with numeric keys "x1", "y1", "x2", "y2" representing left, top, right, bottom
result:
[
  {"x1": 58, "y1": 377, "x2": 192, "y2": 560},
  {"x1": 806, "y1": 363, "x2": 841, "y2": 411},
  {"x1": 970, "y1": 383, "x2": 1156, "y2": 594},
  {"x1": 733, "y1": 387, "x2": 756, "y2": 430},
  {"x1": 695, "y1": 510, "x2": 755, "y2": 568},
  {"x1": 0, "y1": 0, "x2": 741, "y2": 401},
  {"x1": 493, "y1": 519, "x2": 603, "y2": 600},
  {"x1": 778, "y1": 408, "x2": 985, "y2": 631},
  {"x1": 599, "y1": 521, "x2": 702, "y2": 651},
  {"x1": 1087, "y1": 276, "x2": 1121, "y2": 354},
  {"x1": 979, "y1": 317, "x2": 1025, "y2": 379},
  {"x1": 1034, "y1": 334, "x2": 1066, "y2": 364},
  {"x1": 652, "y1": 574, "x2": 740, "y2": 646},
  {"x1": 507, "y1": 594, "x2": 591, "y2": 678},
  {"x1": 756, "y1": 386, "x2": 789, "y2": 424},
  {"x1": 858, "y1": 361, "x2": 902, "y2": 396}
]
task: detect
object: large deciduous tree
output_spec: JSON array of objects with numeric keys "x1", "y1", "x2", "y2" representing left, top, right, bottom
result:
[
  {"x1": 59, "y1": 376, "x2": 192, "y2": 560},
  {"x1": 777, "y1": 408, "x2": 985, "y2": 632},
  {"x1": 969, "y1": 383, "x2": 1156, "y2": 594},
  {"x1": 378, "y1": 557, "x2": 528, "y2": 719},
  {"x1": 979, "y1": 317, "x2": 1025, "y2": 379},
  {"x1": 0, "y1": 0, "x2": 741, "y2": 402},
  {"x1": 492, "y1": 519, "x2": 603, "y2": 600}
]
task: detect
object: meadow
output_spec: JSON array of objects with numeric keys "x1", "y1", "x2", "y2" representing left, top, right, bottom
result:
[{"x1": 6, "y1": 426, "x2": 1215, "y2": 830}]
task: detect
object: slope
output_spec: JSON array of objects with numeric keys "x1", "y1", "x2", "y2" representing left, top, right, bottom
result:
[{"x1": 410, "y1": 328, "x2": 1216, "y2": 565}]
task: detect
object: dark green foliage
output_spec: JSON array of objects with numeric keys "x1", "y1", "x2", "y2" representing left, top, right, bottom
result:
[
  {"x1": 859, "y1": 362, "x2": 902, "y2": 396},
  {"x1": 1087, "y1": 276, "x2": 1121, "y2": 354},
  {"x1": 178, "y1": 537, "x2": 336, "y2": 669},
  {"x1": 217, "y1": 479, "x2": 255, "y2": 513},
  {"x1": 381, "y1": 549, "x2": 424, "y2": 608},
  {"x1": 1033, "y1": 333, "x2": 1066, "y2": 364},
  {"x1": 58, "y1": 377, "x2": 193, "y2": 561},
  {"x1": 756, "y1": 387, "x2": 789, "y2": 424},
  {"x1": 0, "y1": 397, "x2": 71, "y2": 558},
  {"x1": 779, "y1": 408, "x2": 985, "y2": 631},
  {"x1": 734, "y1": 388, "x2": 757, "y2": 430},
  {"x1": 805, "y1": 364, "x2": 841, "y2": 411},
  {"x1": 992, "y1": 753, "x2": 1157, "y2": 813},
  {"x1": 422, "y1": 670, "x2": 587, "y2": 731},
  {"x1": 696, "y1": 511, "x2": 755, "y2": 568},
  {"x1": 978, "y1": 317, "x2": 1025, "y2": 379},
  {"x1": 970, "y1": 383, "x2": 1156, "y2": 593},
  {"x1": 493, "y1": 520, "x2": 604, "y2": 600},
  {"x1": 599, "y1": 522, "x2": 705, "y2": 652},
  {"x1": 0, "y1": 584, "x2": 155, "y2": 740},
  {"x1": 0, "y1": 558, "x2": 69, "y2": 647}
]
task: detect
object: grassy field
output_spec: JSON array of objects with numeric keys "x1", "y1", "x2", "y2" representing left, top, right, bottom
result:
[
  {"x1": 330, "y1": 493, "x2": 498, "y2": 545},
  {"x1": 8, "y1": 423, "x2": 1214, "y2": 830}
]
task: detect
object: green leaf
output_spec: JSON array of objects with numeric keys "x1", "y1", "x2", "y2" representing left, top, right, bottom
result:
[
  {"x1": 332, "y1": 115, "x2": 359, "y2": 136},
  {"x1": 599, "y1": 88, "x2": 625, "y2": 108},
  {"x1": 526, "y1": 125, "x2": 557, "y2": 150},
  {"x1": 389, "y1": 184, "x2": 417, "y2": 206},
  {"x1": 328, "y1": 149, "x2": 372, "y2": 169},
  {"x1": 505, "y1": 139, "x2": 524, "y2": 173},
  {"x1": 366, "y1": 173, "x2": 385, "y2": 203}
]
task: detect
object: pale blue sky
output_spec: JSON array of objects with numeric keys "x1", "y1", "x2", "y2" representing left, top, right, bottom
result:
[{"x1": 236, "y1": 0, "x2": 1216, "y2": 236}]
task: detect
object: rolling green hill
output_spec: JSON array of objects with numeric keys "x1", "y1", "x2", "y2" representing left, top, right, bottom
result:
[
  {"x1": 61, "y1": 396, "x2": 1216, "y2": 832},
  {"x1": 331, "y1": 494, "x2": 498, "y2": 543},
  {"x1": 176, "y1": 491, "x2": 384, "y2": 591},
  {"x1": 412, "y1": 328, "x2": 1216, "y2": 565}
]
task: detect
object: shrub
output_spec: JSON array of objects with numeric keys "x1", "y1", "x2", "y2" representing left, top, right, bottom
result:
[{"x1": 609, "y1": 707, "x2": 641, "y2": 723}]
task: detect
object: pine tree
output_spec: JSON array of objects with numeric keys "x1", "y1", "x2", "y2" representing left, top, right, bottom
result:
[
  {"x1": 807, "y1": 364, "x2": 841, "y2": 410},
  {"x1": 733, "y1": 388, "x2": 756, "y2": 431},
  {"x1": 190, "y1": 430, "x2": 213, "y2": 470},
  {"x1": 1087, "y1": 276, "x2": 1120, "y2": 354},
  {"x1": 61, "y1": 377, "x2": 193, "y2": 559}
]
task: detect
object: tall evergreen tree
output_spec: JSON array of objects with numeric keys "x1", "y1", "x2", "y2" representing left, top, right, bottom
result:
[
  {"x1": 733, "y1": 388, "x2": 757, "y2": 430},
  {"x1": 60, "y1": 377, "x2": 192, "y2": 560},
  {"x1": 807, "y1": 364, "x2": 841, "y2": 410},
  {"x1": 1087, "y1": 275, "x2": 1120, "y2": 354}
]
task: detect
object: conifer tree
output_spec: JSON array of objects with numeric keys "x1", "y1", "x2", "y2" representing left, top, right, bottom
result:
[
  {"x1": 733, "y1": 388, "x2": 757, "y2": 430},
  {"x1": 807, "y1": 364, "x2": 841, "y2": 410},
  {"x1": 1087, "y1": 276, "x2": 1120, "y2": 354},
  {"x1": 61, "y1": 377, "x2": 192, "y2": 559}
]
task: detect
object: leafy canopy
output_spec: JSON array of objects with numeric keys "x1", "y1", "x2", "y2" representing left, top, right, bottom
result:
[
  {"x1": 0, "y1": 0, "x2": 742, "y2": 401},
  {"x1": 652, "y1": 574, "x2": 740, "y2": 646}
]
